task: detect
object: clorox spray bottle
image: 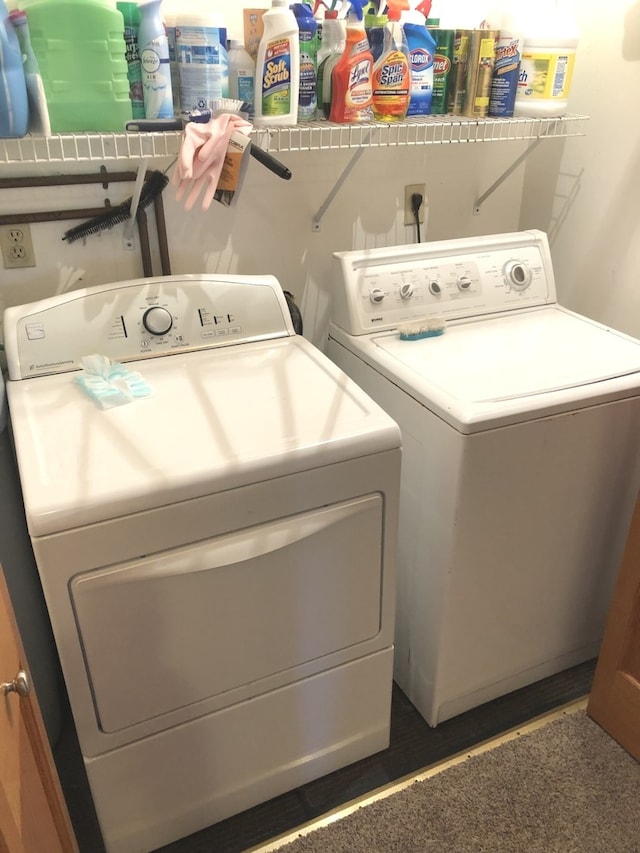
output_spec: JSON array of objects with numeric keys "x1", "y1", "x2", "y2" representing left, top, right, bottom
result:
[
  {"x1": 402, "y1": 0, "x2": 437, "y2": 116},
  {"x1": 372, "y1": 0, "x2": 410, "y2": 121},
  {"x1": 329, "y1": 0, "x2": 374, "y2": 123}
]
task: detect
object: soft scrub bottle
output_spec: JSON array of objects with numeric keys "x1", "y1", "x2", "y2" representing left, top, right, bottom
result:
[
  {"x1": 329, "y1": 0, "x2": 374, "y2": 123},
  {"x1": 372, "y1": 0, "x2": 410, "y2": 121},
  {"x1": 254, "y1": 0, "x2": 300, "y2": 127}
]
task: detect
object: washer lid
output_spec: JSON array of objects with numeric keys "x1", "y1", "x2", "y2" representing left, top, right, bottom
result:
[
  {"x1": 7, "y1": 337, "x2": 400, "y2": 537},
  {"x1": 338, "y1": 306, "x2": 640, "y2": 432}
]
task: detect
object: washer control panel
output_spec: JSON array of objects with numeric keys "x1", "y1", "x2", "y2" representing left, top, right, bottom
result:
[
  {"x1": 331, "y1": 230, "x2": 556, "y2": 335},
  {"x1": 4, "y1": 274, "x2": 294, "y2": 379}
]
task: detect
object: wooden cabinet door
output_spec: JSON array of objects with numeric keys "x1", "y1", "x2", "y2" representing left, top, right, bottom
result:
[
  {"x1": 0, "y1": 563, "x2": 77, "y2": 853},
  {"x1": 587, "y1": 494, "x2": 640, "y2": 761}
]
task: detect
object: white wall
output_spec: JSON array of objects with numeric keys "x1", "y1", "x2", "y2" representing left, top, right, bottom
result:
[
  {"x1": 520, "y1": 0, "x2": 640, "y2": 339},
  {"x1": 0, "y1": 0, "x2": 638, "y2": 350}
]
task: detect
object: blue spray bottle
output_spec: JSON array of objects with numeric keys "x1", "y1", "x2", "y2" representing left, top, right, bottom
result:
[
  {"x1": 291, "y1": 2, "x2": 319, "y2": 121},
  {"x1": 0, "y1": 0, "x2": 29, "y2": 137},
  {"x1": 402, "y1": 0, "x2": 437, "y2": 116}
]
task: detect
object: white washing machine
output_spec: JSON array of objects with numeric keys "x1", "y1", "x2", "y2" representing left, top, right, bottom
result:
[
  {"x1": 3, "y1": 274, "x2": 401, "y2": 853},
  {"x1": 326, "y1": 230, "x2": 640, "y2": 728}
]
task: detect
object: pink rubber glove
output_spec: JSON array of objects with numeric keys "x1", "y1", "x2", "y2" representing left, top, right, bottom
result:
[{"x1": 173, "y1": 114, "x2": 252, "y2": 211}]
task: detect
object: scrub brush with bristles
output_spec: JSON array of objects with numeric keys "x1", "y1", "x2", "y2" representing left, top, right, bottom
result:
[{"x1": 62, "y1": 170, "x2": 170, "y2": 244}]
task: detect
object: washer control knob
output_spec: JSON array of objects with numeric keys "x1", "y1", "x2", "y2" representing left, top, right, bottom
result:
[
  {"x1": 399, "y1": 283, "x2": 414, "y2": 300},
  {"x1": 143, "y1": 306, "x2": 173, "y2": 336},
  {"x1": 429, "y1": 280, "x2": 442, "y2": 295},
  {"x1": 504, "y1": 260, "x2": 533, "y2": 291},
  {"x1": 457, "y1": 275, "x2": 472, "y2": 291},
  {"x1": 369, "y1": 287, "x2": 386, "y2": 304}
]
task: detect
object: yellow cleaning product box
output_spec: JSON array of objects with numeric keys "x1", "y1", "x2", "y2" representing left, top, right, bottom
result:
[{"x1": 244, "y1": 8, "x2": 266, "y2": 59}]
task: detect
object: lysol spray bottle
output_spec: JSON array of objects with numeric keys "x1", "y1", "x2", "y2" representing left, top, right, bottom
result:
[
  {"x1": 329, "y1": 0, "x2": 374, "y2": 123},
  {"x1": 291, "y1": 2, "x2": 319, "y2": 121},
  {"x1": 402, "y1": 0, "x2": 437, "y2": 117},
  {"x1": 372, "y1": 0, "x2": 410, "y2": 122},
  {"x1": 254, "y1": 0, "x2": 300, "y2": 127},
  {"x1": 138, "y1": 0, "x2": 174, "y2": 119}
]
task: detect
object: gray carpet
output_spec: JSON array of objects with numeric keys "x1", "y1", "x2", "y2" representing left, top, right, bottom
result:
[{"x1": 275, "y1": 710, "x2": 640, "y2": 853}]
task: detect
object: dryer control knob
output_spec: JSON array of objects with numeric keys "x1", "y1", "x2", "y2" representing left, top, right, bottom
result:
[
  {"x1": 369, "y1": 288, "x2": 386, "y2": 304},
  {"x1": 429, "y1": 280, "x2": 441, "y2": 295},
  {"x1": 504, "y1": 260, "x2": 533, "y2": 291},
  {"x1": 399, "y1": 283, "x2": 414, "y2": 299},
  {"x1": 457, "y1": 275, "x2": 472, "y2": 291},
  {"x1": 143, "y1": 306, "x2": 173, "y2": 336}
]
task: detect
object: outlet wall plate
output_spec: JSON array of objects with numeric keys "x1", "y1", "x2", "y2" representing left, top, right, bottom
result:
[
  {"x1": 404, "y1": 184, "x2": 426, "y2": 226},
  {"x1": 0, "y1": 224, "x2": 36, "y2": 269}
]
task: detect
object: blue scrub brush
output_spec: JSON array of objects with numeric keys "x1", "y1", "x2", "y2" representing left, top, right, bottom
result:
[{"x1": 399, "y1": 317, "x2": 446, "y2": 341}]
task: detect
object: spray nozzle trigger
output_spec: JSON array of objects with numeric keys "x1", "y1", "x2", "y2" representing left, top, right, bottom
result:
[
  {"x1": 346, "y1": 0, "x2": 367, "y2": 20},
  {"x1": 385, "y1": 0, "x2": 409, "y2": 20}
]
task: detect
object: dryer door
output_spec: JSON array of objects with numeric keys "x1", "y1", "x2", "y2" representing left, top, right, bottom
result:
[{"x1": 70, "y1": 494, "x2": 384, "y2": 738}]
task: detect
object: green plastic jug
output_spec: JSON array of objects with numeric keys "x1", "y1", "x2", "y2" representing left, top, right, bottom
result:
[{"x1": 22, "y1": 0, "x2": 132, "y2": 132}]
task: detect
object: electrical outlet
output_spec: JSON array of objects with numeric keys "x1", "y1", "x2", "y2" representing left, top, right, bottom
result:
[
  {"x1": 404, "y1": 184, "x2": 426, "y2": 226},
  {"x1": 0, "y1": 224, "x2": 36, "y2": 269}
]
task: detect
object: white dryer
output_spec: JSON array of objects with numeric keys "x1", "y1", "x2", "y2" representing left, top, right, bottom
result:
[
  {"x1": 3, "y1": 274, "x2": 401, "y2": 853},
  {"x1": 326, "y1": 230, "x2": 640, "y2": 727}
]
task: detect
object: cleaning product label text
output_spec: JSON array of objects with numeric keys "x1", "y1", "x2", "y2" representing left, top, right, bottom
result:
[
  {"x1": 261, "y1": 38, "x2": 292, "y2": 116},
  {"x1": 488, "y1": 34, "x2": 522, "y2": 116},
  {"x1": 141, "y1": 40, "x2": 173, "y2": 119},
  {"x1": 517, "y1": 51, "x2": 575, "y2": 100},
  {"x1": 411, "y1": 48, "x2": 434, "y2": 72},
  {"x1": 176, "y1": 25, "x2": 229, "y2": 111},
  {"x1": 347, "y1": 59, "x2": 373, "y2": 106}
]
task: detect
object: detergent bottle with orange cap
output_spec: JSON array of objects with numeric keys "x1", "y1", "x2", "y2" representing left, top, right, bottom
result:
[
  {"x1": 329, "y1": 0, "x2": 374, "y2": 123},
  {"x1": 371, "y1": 0, "x2": 411, "y2": 121}
]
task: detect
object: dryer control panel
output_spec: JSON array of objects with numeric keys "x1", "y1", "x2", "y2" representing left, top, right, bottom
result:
[
  {"x1": 4, "y1": 274, "x2": 295, "y2": 379},
  {"x1": 331, "y1": 230, "x2": 556, "y2": 335}
]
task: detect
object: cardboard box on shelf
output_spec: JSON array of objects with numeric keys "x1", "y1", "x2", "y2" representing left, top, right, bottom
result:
[{"x1": 244, "y1": 8, "x2": 265, "y2": 60}]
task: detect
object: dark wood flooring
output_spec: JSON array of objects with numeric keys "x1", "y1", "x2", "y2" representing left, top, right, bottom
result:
[{"x1": 53, "y1": 660, "x2": 596, "y2": 853}]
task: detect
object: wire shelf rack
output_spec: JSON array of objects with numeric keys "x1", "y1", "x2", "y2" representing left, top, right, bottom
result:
[{"x1": 0, "y1": 114, "x2": 588, "y2": 165}]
